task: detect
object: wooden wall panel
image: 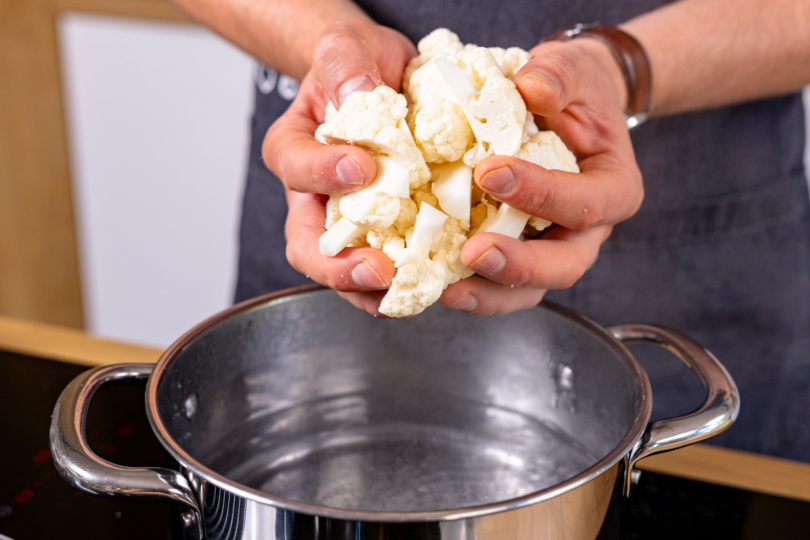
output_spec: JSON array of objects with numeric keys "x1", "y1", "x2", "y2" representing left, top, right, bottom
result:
[{"x1": 0, "y1": 0, "x2": 187, "y2": 329}]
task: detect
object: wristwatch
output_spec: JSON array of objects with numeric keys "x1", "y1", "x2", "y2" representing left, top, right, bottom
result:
[{"x1": 546, "y1": 23, "x2": 653, "y2": 129}]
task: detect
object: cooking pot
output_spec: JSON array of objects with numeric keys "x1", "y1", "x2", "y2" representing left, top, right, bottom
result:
[{"x1": 50, "y1": 285, "x2": 738, "y2": 540}]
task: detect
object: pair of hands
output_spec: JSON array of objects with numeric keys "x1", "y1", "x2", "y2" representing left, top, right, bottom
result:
[{"x1": 262, "y1": 19, "x2": 643, "y2": 317}]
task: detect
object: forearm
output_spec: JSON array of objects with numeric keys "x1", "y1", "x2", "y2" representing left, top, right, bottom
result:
[
  {"x1": 620, "y1": 0, "x2": 810, "y2": 116},
  {"x1": 170, "y1": 0, "x2": 370, "y2": 80}
]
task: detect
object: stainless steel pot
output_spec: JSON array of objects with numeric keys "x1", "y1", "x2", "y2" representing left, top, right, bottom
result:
[{"x1": 50, "y1": 286, "x2": 739, "y2": 540}]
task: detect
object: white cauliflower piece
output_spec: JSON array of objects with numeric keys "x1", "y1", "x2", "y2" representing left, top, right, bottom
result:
[
  {"x1": 516, "y1": 131, "x2": 580, "y2": 174},
  {"x1": 432, "y1": 218, "x2": 474, "y2": 283},
  {"x1": 325, "y1": 195, "x2": 343, "y2": 229},
  {"x1": 412, "y1": 183, "x2": 439, "y2": 210},
  {"x1": 339, "y1": 192, "x2": 400, "y2": 229},
  {"x1": 316, "y1": 86, "x2": 430, "y2": 189},
  {"x1": 366, "y1": 226, "x2": 406, "y2": 262},
  {"x1": 379, "y1": 256, "x2": 448, "y2": 318},
  {"x1": 469, "y1": 199, "x2": 497, "y2": 235},
  {"x1": 315, "y1": 86, "x2": 407, "y2": 146},
  {"x1": 485, "y1": 46, "x2": 531, "y2": 80},
  {"x1": 403, "y1": 28, "x2": 464, "y2": 96},
  {"x1": 434, "y1": 49, "x2": 526, "y2": 167},
  {"x1": 514, "y1": 131, "x2": 580, "y2": 232},
  {"x1": 393, "y1": 197, "x2": 418, "y2": 235},
  {"x1": 412, "y1": 98, "x2": 472, "y2": 163}
]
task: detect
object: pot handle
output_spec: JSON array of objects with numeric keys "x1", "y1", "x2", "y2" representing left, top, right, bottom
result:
[
  {"x1": 608, "y1": 324, "x2": 740, "y2": 496},
  {"x1": 49, "y1": 363, "x2": 203, "y2": 538}
]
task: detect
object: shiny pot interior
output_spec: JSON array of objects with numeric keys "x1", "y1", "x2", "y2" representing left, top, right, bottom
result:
[{"x1": 148, "y1": 287, "x2": 649, "y2": 517}]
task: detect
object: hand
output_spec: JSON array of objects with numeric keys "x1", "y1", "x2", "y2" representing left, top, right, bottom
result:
[
  {"x1": 262, "y1": 18, "x2": 416, "y2": 317},
  {"x1": 441, "y1": 38, "x2": 644, "y2": 315}
]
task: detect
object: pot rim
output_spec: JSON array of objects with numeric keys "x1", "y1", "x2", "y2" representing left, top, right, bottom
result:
[{"x1": 145, "y1": 284, "x2": 651, "y2": 522}]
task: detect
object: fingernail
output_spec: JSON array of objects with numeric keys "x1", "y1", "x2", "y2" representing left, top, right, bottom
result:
[
  {"x1": 448, "y1": 293, "x2": 477, "y2": 312},
  {"x1": 470, "y1": 246, "x2": 506, "y2": 274},
  {"x1": 526, "y1": 71, "x2": 562, "y2": 96},
  {"x1": 481, "y1": 167, "x2": 515, "y2": 194},
  {"x1": 338, "y1": 75, "x2": 376, "y2": 106},
  {"x1": 335, "y1": 155, "x2": 365, "y2": 186},
  {"x1": 352, "y1": 261, "x2": 387, "y2": 289}
]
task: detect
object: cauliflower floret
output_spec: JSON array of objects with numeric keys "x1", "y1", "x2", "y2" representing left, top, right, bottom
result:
[
  {"x1": 316, "y1": 87, "x2": 430, "y2": 188},
  {"x1": 403, "y1": 28, "x2": 464, "y2": 96},
  {"x1": 412, "y1": 183, "x2": 439, "y2": 210},
  {"x1": 379, "y1": 254, "x2": 448, "y2": 318},
  {"x1": 433, "y1": 47, "x2": 525, "y2": 167},
  {"x1": 316, "y1": 86, "x2": 407, "y2": 145},
  {"x1": 432, "y1": 218, "x2": 474, "y2": 283},
  {"x1": 339, "y1": 192, "x2": 400, "y2": 229},
  {"x1": 516, "y1": 131, "x2": 580, "y2": 173},
  {"x1": 485, "y1": 46, "x2": 531, "y2": 80},
  {"x1": 393, "y1": 196, "x2": 418, "y2": 235},
  {"x1": 411, "y1": 98, "x2": 473, "y2": 163},
  {"x1": 516, "y1": 131, "x2": 580, "y2": 232},
  {"x1": 469, "y1": 199, "x2": 497, "y2": 235},
  {"x1": 325, "y1": 194, "x2": 343, "y2": 229},
  {"x1": 366, "y1": 226, "x2": 406, "y2": 263},
  {"x1": 317, "y1": 29, "x2": 581, "y2": 317}
]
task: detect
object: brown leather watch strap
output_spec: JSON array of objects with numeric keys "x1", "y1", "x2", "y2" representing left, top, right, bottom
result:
[{"x1": 546, "y1": 23, "x2": 653, "y2": 128}]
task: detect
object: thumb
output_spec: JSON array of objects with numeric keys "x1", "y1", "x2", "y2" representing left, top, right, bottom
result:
[{"x1": 312, "y1": 20, "x2": 383, "y2": 108}]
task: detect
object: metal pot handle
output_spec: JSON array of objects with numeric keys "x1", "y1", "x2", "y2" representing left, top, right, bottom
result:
[
  {"x1": 49, "y1": 363, "x2": 203, "y2": 538},
  {"x1": 608, "y1": 324, "x2": 740, "y2": 496}
]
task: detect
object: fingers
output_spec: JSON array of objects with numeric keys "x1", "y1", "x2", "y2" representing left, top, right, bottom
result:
[
  {"x1": 474, "y1": 155, "x2": 643, "y2": 230},
  {"x1": 515, "y1": 41, "x2": 623, "y2": 119},
  {"x1": 440, "y1": 277, "x2": 547, "y2": 316},
  {"x1": 337, "y1": 290, "x2": 390, "y2": 318},
  {"x1": 285, "y1": 190, "x2": 396, "y2": 292},
  {"x1": 313, "y1": 19, "x2": 416, "y2": 108},
  {"x1": 459, "y1": 225, "x2": 612, "y2": 290},
  {"x1": 262, "y1": 75, "x2": 377, "y2": 194}
]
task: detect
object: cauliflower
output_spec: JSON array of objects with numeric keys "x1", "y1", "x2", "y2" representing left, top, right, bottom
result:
[
  {"x1": 316, "y1": 86, "x2": 430, "y2": 189},
  {"x1": 367, "y1": 226, "x2": 406, "y2": 262},
  {"x1": 517, "y1": 131, "x2": 580, "y2": 174},
  {"x1": 411, "y1": 98, "x2": 472, "y2": 163},
  {"x1": 339, "y1": 192, "x2": 400, "y2": 229},
  {"x1": 402, "y1": 28, "x2": 464, "y2": 96},
  {"x1": 482, "y1": 46, "x2": 531, "y2": 80},
  {"x1": 516, "y1": 131, "x2": 580, "y2": 232},
  {"x1": 379, "y1": 256, "x2": 448, "y2": 318},
  {"x1": 325, "y1": 194, "x2": 343, "y2": 229},
  {"x1": 379, "y1": 203, "x2": 449, "y2": 317},
  {"x1": 316, "y1": 29, "x2": 580, "y2": 317}
]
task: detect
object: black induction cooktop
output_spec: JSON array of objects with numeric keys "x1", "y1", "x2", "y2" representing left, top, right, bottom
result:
[{"x1": 1, "y1": 349, "x2": 808, "y2": 540}]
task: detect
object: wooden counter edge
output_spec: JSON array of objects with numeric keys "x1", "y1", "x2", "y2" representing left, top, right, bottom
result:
[
  {"x1": 0, "y1": 314, "x2": 161, "y2": 366},
  {"x1": 1, "y1": 315, "x2": 809, "y2": 503},
  {"x1": 636, "y1": 443, "x2": 810, "y2": 503}
]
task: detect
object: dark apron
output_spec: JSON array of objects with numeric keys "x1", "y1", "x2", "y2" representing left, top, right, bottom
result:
[{"x1": 233, "y1": 1, "x2": 810, "y2": 462}]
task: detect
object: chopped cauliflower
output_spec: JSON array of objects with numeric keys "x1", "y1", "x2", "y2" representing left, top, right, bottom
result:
[
  {"x1": 325, "y1": 194, "x2": 343, "y2": 229},
  {"x1": 339, "y1": 192, "x2": 400, "y2": 229},
  {"x1": 402, "y1": 28, "x2": 464, "y2": 96},
  {"x1": 393, "y1": 197, "x2": 418, "y2": 235},
  {"x1": 412, "y1": 183, "x2": 439, "y2": 210},
  {"x1": 367, "y1": 226, "x2": 406, "y2": 262},
  {"x1": 517, "y1": 131, "x2": 580, "y2": 174},
  {"x1": 411, "y1": 98, "x2": 472, "y2": 163},
  {"x1": 316, "y1": 86, "x2": 407, "y2": 146},
  {"x1": 379, "y1": 255, "x2": 448, "y2": 318},
  {"x1": 316, "y1": 86, "x2": 430, "y2": 189},
  {"x1": 482, "y1": 46, "x2": 531, "y2": 80},
  {"x1": 316, "y1": 29, "x2": 580, "y2": 317}
]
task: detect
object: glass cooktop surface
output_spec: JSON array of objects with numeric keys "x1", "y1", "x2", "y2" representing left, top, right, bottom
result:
[{"x1": 1, "y1": 350, "x2": 808, "y2": 540}]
